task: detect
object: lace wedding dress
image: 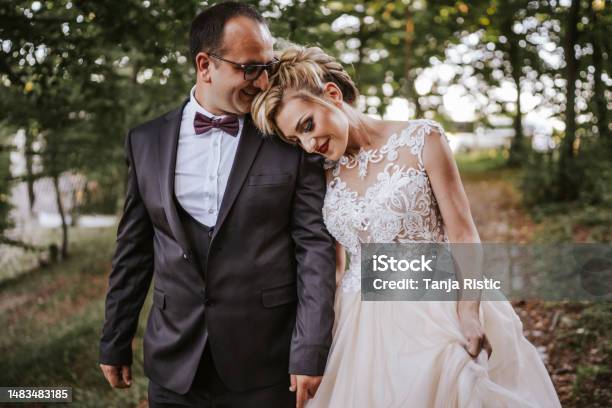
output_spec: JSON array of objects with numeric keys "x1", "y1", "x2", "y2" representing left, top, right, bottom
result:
[{"x1": 308, "y1": 120, "x2": 561, "y2": 407}]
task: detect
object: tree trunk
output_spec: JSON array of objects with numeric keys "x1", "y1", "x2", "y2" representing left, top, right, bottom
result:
[
  {"x1": 404, "y1": 6, "x2": 422, "y2": 118},
  {"x1": 52, "y1": 172, "x2": 68, "y2": 259},
  {"x1": 507, "y1": 39, "x2": 525, "y2": 166},
  {"x1": 589, "y1": 3, "x2": 608, "y2": 145},
  {"x1": 25, "y1": 128, "x2": 36, "y2": 214},
  {"x1": 355, "y1": 6, "x2": 366, "y2": 81},
  {"x1": 558, "y1": 0, "x2": 580, "y2": 200}
]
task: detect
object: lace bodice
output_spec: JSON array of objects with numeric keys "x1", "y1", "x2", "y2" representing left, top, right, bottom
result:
[{"x1": 323, "y1": 119, "x2": 449, "y2": 292}]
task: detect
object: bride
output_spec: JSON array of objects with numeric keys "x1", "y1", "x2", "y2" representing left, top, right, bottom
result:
[{"x1": 252, "y1": 46, "x2": 561, "y2": 408}]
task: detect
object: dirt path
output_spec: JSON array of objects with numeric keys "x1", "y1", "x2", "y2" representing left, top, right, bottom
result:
[{"x1": 463, "y1": 173, "x2": 536, "y2": 243}]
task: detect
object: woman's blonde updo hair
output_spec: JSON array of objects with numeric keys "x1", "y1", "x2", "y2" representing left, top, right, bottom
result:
[{"x1": 252, "y1": 45, "x2": 359, "y2": 141}]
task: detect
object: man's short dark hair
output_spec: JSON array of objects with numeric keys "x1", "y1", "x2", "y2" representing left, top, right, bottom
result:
[{"x1": 190, "y1": 1, "x2": 266, "y2": 68}]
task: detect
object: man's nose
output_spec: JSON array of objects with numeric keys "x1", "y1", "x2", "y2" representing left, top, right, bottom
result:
[{"x1": 253, "y1": 70, "x2": 269, "y2": 91}]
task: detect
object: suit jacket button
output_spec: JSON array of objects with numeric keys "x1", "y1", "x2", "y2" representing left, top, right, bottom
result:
[
  {"x1": 183, "y1": 253, "x2": 189, "y2": 261},
  {"x1": 204, "y1": 298, "x2": 214, "y2": 307}
]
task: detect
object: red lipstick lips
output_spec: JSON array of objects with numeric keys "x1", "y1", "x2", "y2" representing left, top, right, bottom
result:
[{"x1": 317, "y1": 140, "x2": 329, "y2": 154}]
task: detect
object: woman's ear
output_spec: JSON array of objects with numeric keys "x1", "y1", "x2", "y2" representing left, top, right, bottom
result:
[
  {"x1": 195, "y1": 52, "x2": 213, "y2": 83},
  {"x1": 323, "y1": 82, "x2": 344, "y2": 107}
]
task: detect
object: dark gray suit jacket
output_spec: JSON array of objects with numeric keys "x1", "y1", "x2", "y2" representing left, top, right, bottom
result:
[{"x1": 99, "y1": 102, "x2": 336, "y2": 394}]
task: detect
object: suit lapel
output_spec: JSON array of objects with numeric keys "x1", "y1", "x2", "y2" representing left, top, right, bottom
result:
[
  {"x1": 157, "y1": 99, "x2": 190, "y2": 252},
  {"x1": 213, "y1": 116, "x2": 263, "y2": 239}
]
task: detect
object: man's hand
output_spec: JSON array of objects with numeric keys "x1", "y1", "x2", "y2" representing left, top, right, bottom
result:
[
  {"x1": 290, "y1": 374, "x2": 322, "y2": 408},
  {"x1": 99, "y1": 364, "x2": 132, "y2": 388}
]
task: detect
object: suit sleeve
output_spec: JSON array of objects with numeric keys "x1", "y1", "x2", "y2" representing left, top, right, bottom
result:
[
  {"x1": 289, "y1": 151, "x2": 336, "y2": 376},
  {"x1": 99, "y1": 130, "x2": 154, "y2": 366}
]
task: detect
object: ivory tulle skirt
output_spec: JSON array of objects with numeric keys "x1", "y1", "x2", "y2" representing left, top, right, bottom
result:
[{"x1": 307, "y1": 290, "x2": 561, "y2": 408}]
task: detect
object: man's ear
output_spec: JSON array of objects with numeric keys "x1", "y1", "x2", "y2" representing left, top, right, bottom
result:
[
  {"x1": 323, "y1": 82, "x2": 343, "y2": 107},
  {"x1": 195, "y1": 52, "x2": 213, "y2": 83}
]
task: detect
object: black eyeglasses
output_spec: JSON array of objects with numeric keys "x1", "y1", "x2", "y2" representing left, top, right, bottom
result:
[{"x1": 208, "y1": 53, "x2": 279, "y2": 81}]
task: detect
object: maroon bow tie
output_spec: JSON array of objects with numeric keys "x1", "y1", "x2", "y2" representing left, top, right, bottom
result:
[{"x1": 194, "y1": 112, "x2": 239, "y2": 136}]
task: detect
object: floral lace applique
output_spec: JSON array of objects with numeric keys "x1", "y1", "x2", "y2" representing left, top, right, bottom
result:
[{"x1": 323, "y1": 119, "x2": 449, "y2": 293}]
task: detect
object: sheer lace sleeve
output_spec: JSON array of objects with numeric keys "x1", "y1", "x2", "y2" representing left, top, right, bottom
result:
[{"x1": 394, "y1": 119, "x2": 449, "y2": 170}]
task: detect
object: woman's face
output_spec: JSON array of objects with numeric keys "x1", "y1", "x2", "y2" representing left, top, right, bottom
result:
[{"x1": 274, "y1": 92, "x2": 349, "y2": 161}]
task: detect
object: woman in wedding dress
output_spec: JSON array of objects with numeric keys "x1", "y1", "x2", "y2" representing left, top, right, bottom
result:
[{"x1": 252, "y1": 46, "x2": 561, "y2": 408}]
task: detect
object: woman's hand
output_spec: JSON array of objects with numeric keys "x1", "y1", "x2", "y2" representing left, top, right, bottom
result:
[{"x1": 457, "y1": 304, "x2": 492, "y2": 359}]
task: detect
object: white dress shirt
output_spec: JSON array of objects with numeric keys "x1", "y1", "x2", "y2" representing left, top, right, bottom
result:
[{"x1": 175, "y1": 86, "x2": 244, "y2": 226}]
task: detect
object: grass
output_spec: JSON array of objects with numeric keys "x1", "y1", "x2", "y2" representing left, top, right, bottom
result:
[
  {"x1": 455, "y1": 149, "x2": 509, "y2": 174},
  {"x1": 530, "y1": 203, "x2": 612, "y2": 243},
  {"x1": 0, "y1": 226, "x2": 151, "y2": 408},
  {"x1": 455, "y1": 149, "x2": 524, "y2": 190}
]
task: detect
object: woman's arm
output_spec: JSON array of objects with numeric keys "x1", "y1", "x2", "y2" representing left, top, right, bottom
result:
[
  {"x1": 335, "y1": 241, "x2": 346, "y2": 287},
  {"x1": 423, "y1": 128, "x2": 491, "y2": 358},
  {"x1": 423, "y1": 128, "x2": 480, "y2": 244}
]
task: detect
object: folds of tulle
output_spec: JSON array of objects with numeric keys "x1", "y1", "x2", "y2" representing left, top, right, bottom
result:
[{"x1": 307, "y1": 291, "x2": 561, "y2": 408}]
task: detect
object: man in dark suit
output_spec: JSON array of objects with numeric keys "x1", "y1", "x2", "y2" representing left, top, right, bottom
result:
[{"x1": 98, "y1": 3, "x2": 336, "y2": 407}]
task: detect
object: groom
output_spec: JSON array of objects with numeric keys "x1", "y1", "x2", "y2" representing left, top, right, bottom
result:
[{"x1": 98, "y1": 3, "x2": 336, "y2": 407}]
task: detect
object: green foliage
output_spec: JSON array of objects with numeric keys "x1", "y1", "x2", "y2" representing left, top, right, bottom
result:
[
  {"x1": 521, "y1": 150, "x2": 560, "y2": 206},
  {"x1": 0, "y1": 0, "x2": 197, "y2": 221},
  {"x1": 455, "y1": 149, "x2": 508, "y2": 174},
  {"x1": 78, "y1": 172, "x2": 125, "y2": 215},
  {"x1": 574, "y1": 140, "x2": 612, "y2": 206},
  {"x1": 0, "y1": 0, "x2": 609, "y2": 222},
  {"x1": 522, "y1": 134, "x2": 612, "y2": 208}
]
